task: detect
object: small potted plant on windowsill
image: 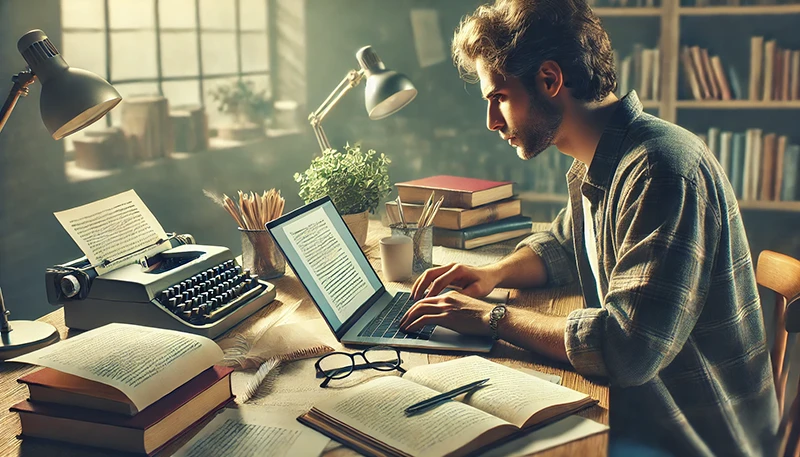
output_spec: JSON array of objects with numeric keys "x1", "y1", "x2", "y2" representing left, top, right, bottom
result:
[
  {"x1": 208, "y1": 80, "x2": 273, "y2": 141},
  {"x1": 294, "y1": 144, "x2": 392, "y2": 246}
]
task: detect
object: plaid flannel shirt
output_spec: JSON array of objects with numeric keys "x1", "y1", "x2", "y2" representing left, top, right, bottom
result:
[{"x1": 517, "y1": 92, "x2": 779, "y2": 456}]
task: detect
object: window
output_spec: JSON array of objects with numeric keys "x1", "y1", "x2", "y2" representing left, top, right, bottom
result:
[{"x1": 60, "y1": 0, "x2": 272, "y2": 151}]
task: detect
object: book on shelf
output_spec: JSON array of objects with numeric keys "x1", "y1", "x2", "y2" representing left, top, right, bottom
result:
[
  {"x1": 749, "y1": 36, "x2": 764, "y2": 102},
  {"x1": 9, "y1": 323, "x2": 232, "y2": 455},
  {"x1": 433, "y1": 215, "x2": 533, "y2": 250},
  {"x1": 782, "y1": 145, "x2": 800, "y2": 202},
  {"x1": 681, "y1": 46, "x2": 704, "y2": 100},
  {"x1": 297, "y1": 355, "x2": 599, "y2": 457},
  {"x1": 395, "y1": 175, "x2": 514, "y2": 209},
  {"x1": 386, "y1": 198, "x2": 521, "y2": 230}
]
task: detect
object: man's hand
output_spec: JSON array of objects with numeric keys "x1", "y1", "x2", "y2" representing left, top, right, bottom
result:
[
  {"x1": 411, "y1": 263, "x2": 499, "y2": 300},
  {"x1": 399, "y1": 290, "x2": 493, "y2": 336}
]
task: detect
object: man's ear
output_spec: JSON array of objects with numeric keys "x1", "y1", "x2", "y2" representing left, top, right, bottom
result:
[{"x1": 539, "y1": 61, "x2": 563, "y2": 98}]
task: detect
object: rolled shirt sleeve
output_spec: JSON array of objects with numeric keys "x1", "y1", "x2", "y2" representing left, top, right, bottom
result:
[
  {"x1": 516, "y1": 201, "x2": 578, "y2": 287},
  {"x1": 565, "y1": 175, "x2": 721, "y2": 385}
]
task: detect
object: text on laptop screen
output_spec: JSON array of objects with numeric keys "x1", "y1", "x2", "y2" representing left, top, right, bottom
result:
[{"x1": 268, "y1": 201, "x2": 383, "y2": 331}]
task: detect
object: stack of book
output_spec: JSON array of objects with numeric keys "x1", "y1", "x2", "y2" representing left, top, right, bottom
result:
[
  {"x1": 388, "y1": 175, "x2": 533, "y2": 250},
  {"x1": 8, "y1": 323, "x2": 234, "y2": 455}
]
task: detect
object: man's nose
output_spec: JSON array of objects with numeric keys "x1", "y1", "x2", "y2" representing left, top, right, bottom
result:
[{"x1": 486, "y1": 104, "x2": 504, "y2": 131}]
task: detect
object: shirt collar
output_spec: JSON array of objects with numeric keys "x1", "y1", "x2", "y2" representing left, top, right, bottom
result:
[{"x1": 567, "y1": 90, "x2": 643, "y2": 192}]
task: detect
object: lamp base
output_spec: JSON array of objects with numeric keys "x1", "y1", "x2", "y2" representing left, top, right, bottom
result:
[{"x1": 0, "y1": 320, "x2": 60, "y2": 360}]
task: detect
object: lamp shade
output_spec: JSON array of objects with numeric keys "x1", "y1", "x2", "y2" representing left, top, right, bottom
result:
[
  {"x1": 17, "y1": 29, "x2": 121, "y2": 140},
  {"x1": 356, "y1": 46, "x2": 417, "y2": 120}
]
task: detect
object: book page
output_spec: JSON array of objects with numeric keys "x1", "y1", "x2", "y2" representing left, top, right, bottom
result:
[
  {"x1": 482, "y1": 415, "x2": 609, "y2": 457},
  {"x1": 9, "y1": 323, "x2": 222, "y2": 411},
  {"x1": 403, "y1": 356, "x2": 590, "y2": 428},
  {"x1": 173, "y1": 406, "x2": 329, "y2": 457},
  {"x1": 283, "y1": 207, "x2": 372, "y2": 322},
  {"x1": 54, "y1": 189, "x2": 169, "y2": 275},
  {"x1": 314, "y1": 376, "x2": 514, "y2": 457}
]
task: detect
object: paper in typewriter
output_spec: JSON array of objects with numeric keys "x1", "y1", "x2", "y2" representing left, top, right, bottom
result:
[{"x1": 54, "y1": 189, "x2": 169, "y2": 275}]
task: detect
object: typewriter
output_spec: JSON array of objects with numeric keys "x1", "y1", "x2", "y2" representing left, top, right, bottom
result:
[{"x1": 46, "y1": 234, "x2": 276, "y2": 339}]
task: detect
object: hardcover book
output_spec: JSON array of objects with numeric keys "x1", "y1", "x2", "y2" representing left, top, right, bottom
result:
[
  {"x1": 9, "y1": 323, "x2": 231, "y2": 455},
  {"x1": 11, "y1": 366, "x2": 234, "y2": 456},
  {"x1": 297, "y1": 356, "x2": 598, "y2": 457},
  {"x1": 395, "y1": 176, "x2": 514, "y2": 209},
  {"x1": 433, "y1": 215, "x2": 533, "y2": 250},
  {"x1": 386, "y1": 198, "x2": 521, "y2": 230}
]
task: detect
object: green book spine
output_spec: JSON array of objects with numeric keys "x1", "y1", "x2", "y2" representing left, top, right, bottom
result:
[{"x1": 433, "y1": 216, "x2": 533, "y2": 245}]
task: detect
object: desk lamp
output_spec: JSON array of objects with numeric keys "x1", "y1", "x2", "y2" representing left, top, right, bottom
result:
[
  {"x1": 308, "y1": 45, "x2": 417, "y2": 153},
  {"x1": 0, "y1": 29, "x2": 122, "y2": 360}
]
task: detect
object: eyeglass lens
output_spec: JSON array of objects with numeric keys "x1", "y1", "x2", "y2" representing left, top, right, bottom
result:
[{"x1": 318, "y1": 346, "x2": 401, "y2": 379}]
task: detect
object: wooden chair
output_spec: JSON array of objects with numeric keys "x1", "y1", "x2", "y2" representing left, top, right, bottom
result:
[{"x1": 756, "y1": 250, "x2": 800, "y2": 457}]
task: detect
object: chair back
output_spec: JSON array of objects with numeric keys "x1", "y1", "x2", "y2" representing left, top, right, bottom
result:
[{"x1": 756, "y1": 250, "x2": 800, "y2": 457}]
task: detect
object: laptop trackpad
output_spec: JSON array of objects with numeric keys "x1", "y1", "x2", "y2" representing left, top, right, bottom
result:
[{"x1": 430, "y1": 326, "x2": 471, "y2": 343}]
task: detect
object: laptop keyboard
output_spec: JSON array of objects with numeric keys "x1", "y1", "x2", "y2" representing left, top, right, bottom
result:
[{"x1": 358, "y1": 292, "x2": 436, "y2": 340}]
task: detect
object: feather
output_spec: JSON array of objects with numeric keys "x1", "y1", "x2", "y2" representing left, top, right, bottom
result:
[
  {"x1": 219, "y1": 299, "x2": 303, "y2": 369},
  {"x1": 202, "y1": 189, "x2": 225, "y2": 207},
  {"x1": 235, "y1": 357, "x2": 280, "y2": 404}
]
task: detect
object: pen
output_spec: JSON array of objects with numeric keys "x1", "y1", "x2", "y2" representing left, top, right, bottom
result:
[{"x1": 404, "y1": 378, "x2": 490, "y2": 416}]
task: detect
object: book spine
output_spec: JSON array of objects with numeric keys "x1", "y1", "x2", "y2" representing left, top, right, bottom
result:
[
  {"x1": 749, "y1": 36, "x2": 764, "y2": 101},
  {"x1": 397, "y1": 187, "x2": 470, "y2": 208},
  {"x1": 433, "y1": 216, "x2": 533, "y2": 244},
  {"x1": 731, "y1": 132, "x2": 746, "y2": 198},
  {"x1": 781, "y1": 145, "x2": 800, "y2": 202}
]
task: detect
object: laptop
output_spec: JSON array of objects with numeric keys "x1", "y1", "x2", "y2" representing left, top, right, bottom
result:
[{"x1": 266, "y1": 196, "x2": 493, "y2": 352}]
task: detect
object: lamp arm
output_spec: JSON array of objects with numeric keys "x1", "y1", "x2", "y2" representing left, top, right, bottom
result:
[
  {"x1": 0, "y1": 69, "x2": 37, "y2": 137},
  {"x1": 308, "y1": 68, "x2": 365, "y2": 153}
]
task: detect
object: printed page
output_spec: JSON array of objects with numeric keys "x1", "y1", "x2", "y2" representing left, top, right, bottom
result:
[
  {"x1": 173, "y1": 405, "x2": 329, "y2": 457},
  {"x1": 283, "y1": 207, "x2": 372, "y2": 322},
  {"x1": 54, "y1": 189, "x2": 169, "y2": 275},
  {"x1": 9, "y1": 323, "x2": 223, "y2": 411},
  {"x1": 313, "y1": 376, "x2": 514, "y2": 457},
  {"x1": 481, "y1": 415, "x2": 609, "y2": 457},
  {"x1": 403, "y1": 356, "x2": 589, "y2": 428}
]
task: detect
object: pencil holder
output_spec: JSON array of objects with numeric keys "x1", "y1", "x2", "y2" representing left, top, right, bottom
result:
[
  {"x1": 390, "y1": 223, "x2": 433, "y2": 275},
  {"x1": 239, "y1": 228, "x2": 286, "y2": 280}
]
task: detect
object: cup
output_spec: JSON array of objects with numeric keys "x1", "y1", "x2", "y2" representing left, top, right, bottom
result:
[
  {"x1": 390, "y1": 223, "x2": 433, "y2": 275},
  {"x1": 380, "y1": 235, "x2": 413, "y2": 282},
  {"x1": 239, "y1": 228, "x2": 286, "y2": 280}
]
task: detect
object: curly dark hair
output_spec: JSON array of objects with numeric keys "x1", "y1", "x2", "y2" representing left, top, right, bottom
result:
[{"x1": 452, "y1": 0, "x2": 616, "y2": 102}]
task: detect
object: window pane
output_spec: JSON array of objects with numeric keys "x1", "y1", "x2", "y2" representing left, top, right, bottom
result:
[
  {"x1": 240, "y1": 32, "x2": 267, "y2": 72},
  {"x1": 199, "y1": 0, "x2": 235, "y2": 30},
  {"x1": 203, "y1": 77, "x2": 238, "y2": 126},
  {"x1": 201, "y1": 32, "x2": 238, "y2": 76},
  {"x1": 239, "y1": 0, "x2": 266, "y2": 31},
  {"x1": 159, "y1": 0, "x2": 197, "y2": 29},
  {"x1": 63, "y1": 32, "x2": 107, "y2": 79},
  {"x1": 162, "y1": 79, "x2": 201, "y2": 108},
  {"x1": 111, "y1": 31, "x2": 158, "y2": 80},
  {"x1": 109, "y1": 0, "x2": 154, "y2": 29},
  {"x1": 61, "y1": 0, "x2": 105, "y2": 29},
  {"x1": 241, "y1": 74, "x2": 270, "y2": 100},
  {"x1": 160, "y1": 31, "x2": 199, "y2": 77},
  {"x1": 109, "y1": 82, "x2": 161, "y2": 126}
]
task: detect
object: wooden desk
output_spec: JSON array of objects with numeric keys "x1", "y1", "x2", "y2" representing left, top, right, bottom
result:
[{"x1": 0, "y1": 221, "x2": 608, "y2": 457}]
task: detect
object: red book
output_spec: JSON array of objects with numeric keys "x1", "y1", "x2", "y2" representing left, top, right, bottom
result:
[
  {"x1": 395, "y1": 175, "x2": 514, "y2": 209},
  {"x1": 11, "y1": 365, "x2": 234, "y2": 456}
]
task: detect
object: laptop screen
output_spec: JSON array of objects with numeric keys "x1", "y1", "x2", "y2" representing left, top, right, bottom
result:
[{"x1": 267, "y1": 197, "x2": 383, "y2": 333}]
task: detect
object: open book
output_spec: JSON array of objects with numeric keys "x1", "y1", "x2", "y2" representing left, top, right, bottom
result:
[
  {"x1": 10, "y1": 322, "x2": 224, "y2": 413},
  {"x1": 298, "y1": 356, "x2": 597, "y2": 457}
]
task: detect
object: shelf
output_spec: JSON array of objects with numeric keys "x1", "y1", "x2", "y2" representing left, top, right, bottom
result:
[
  {"x1": 675, "y1": 100, "x2": 800, "y2": 109},
  {"x1": 738, "y1": 200, "x2": 800, "y2": 212},
  {"x1": 593, "y1": 7, "x2": 663, "y2": 16},
  {"x1": 679, "y1": 4, "x2": 800, "y2": 16},
  {"x1": 641, "y1": 100, "x2": 661, "y2": 109}
]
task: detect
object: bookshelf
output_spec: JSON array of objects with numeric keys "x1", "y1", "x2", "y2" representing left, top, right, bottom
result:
[{"x1": 521, "y1": 0, "x2": 800, "y2": 212}]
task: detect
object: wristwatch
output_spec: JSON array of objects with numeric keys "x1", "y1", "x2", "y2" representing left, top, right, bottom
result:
[{"x1": 489, "y1": 305, "x2": 507, "y2": 341}]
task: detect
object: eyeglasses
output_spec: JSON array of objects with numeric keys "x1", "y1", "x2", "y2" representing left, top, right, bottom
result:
[{"x1": 315, "y1": 346, "x2": 406, "y2": 387}]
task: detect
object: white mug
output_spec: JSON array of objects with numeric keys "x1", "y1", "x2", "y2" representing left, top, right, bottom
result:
[{"x1": 380, "y1": 235, "x2": 413, "y2": 282}]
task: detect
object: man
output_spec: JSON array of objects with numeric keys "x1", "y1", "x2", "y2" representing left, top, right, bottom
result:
[{"x1": 398, "y1": 0, "x2": 779, "y2": 455}]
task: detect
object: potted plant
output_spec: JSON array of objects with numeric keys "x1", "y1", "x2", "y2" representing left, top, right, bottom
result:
[
  {"x1": 294, "y1": 144, "x2": 392, "y2": 246},
  {"x1": 208, "y1": 80, "x2": 273, "y2": 140}
]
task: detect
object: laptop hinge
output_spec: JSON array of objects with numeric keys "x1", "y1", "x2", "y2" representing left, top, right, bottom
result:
[{"x1": 335, "y1": 286, "x2": 386, "y2": 339}]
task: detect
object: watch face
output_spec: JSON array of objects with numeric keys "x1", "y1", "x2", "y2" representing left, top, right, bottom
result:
[{"x1": 492, "y1": 305, "x2": 506, "y2": 319}]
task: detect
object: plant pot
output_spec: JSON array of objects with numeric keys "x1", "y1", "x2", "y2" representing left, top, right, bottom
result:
[{"x1": 342, "y1": 210, "x2": 369, "y2": 247}]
